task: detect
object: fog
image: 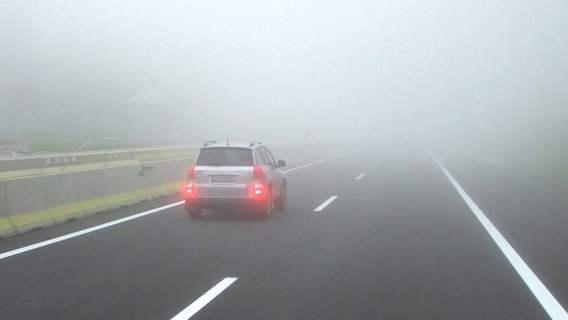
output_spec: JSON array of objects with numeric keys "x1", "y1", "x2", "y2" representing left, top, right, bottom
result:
[{"x1": 1, "y1": 1, "x2": 567, "y2": 156}]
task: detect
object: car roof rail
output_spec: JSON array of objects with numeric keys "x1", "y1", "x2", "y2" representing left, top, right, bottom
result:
[
  {"x1": 203, "y1": 140, "x2": 217, "y2": 146},
  {"x1": 249, "y1": 141, "x2": 262, "y2": 147}
]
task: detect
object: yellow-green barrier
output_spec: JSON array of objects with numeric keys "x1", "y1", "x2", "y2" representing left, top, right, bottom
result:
[
  {"x1": 0, "y1": 180, "x2": 184, "y2": 238},
  {"x1": 0, "y1": 156, "x2": 192, "y2": 238}
]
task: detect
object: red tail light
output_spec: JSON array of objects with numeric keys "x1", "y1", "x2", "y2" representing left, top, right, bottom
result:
[
  {"x1": 186, "y1": 164, "x2": 196, "y2": 196},
  {"x1": 188, "y1": 164, "x2": 196, "y2": 179},
  {"x1": 253, "y1": 165, "x2": 262, "y2": 178},
  {"x1": 253, "y1": 165, "x2": 264, "y2": 198}
]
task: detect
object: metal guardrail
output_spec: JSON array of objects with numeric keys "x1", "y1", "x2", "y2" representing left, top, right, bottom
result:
[
  {"x1": 0, "y1": 150, "x2": 16, "y2": 158},
  {"x1": 78, "y1": 136, "x2": 191, "y2": 151},
  {"x1": 0, "y1": 146, "x2": 199, "y2": 174}
]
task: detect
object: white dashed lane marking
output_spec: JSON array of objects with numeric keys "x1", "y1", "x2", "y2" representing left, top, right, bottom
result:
[
  {"x1": 171, "y1": 277, "x2": 238, "y2": 320},
  {"x1": 314, "y1": 196, "x2": 338, "y2": 212}
]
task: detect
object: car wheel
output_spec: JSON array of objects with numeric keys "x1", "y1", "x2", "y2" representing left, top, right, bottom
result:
[
  {"x1": 259, "y1": 189, "x2": 272, "y2": 218},
  {"x1": 275, "y1": 184, "x2": 286, "y2": 212},
  {"x1": 187, "y1": 205, "x2": 202, "y2": 219}
]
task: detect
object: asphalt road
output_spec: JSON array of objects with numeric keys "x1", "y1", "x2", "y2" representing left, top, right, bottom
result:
[{"x1": 1, "y1": 148, "x2": 567, "y2": 319}]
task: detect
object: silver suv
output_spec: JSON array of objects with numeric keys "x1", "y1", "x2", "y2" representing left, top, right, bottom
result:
[{"x1": 184, "y1": 141, "x2": 286, "y2": 218}]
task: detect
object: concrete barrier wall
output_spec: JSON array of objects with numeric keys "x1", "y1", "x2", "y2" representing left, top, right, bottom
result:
[
  {"x1": 0, "y1": 180, "x2": 17, "y2": 237},
  {"x1": 0, "y1": 158, "x2": 193, "y2": 238}
]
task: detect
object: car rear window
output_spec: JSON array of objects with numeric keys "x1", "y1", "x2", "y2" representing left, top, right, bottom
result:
[{"x1": 196, "y1": 148, "x2": 253, "y2": 166}]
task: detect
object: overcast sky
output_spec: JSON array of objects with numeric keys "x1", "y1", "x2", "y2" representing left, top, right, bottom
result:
[{"x1": 1, "y1": 0, "x2": 567, "y2": 147}]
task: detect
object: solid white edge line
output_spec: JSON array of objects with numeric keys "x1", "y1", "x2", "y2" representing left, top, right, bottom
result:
[
  {"x1": 171, "y1": 277, "x2": 238, "y2": 320},
  {"x1": 356, "y1": 173, "x2": 366, "y2": 180},
  {"x1": 0, "y1": 201, "x2": 185, "y2": 260},
  {"x1": 435, "y1": 158, "x2": 568, "y2": 320},
  {"x1": 314, "y1": 196, "x2": 338, "y2": 212}
]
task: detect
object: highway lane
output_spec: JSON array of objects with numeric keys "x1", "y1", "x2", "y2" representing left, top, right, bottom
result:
[{"x1": 0, "y1": 149, "x2": 566, "y2": 319}]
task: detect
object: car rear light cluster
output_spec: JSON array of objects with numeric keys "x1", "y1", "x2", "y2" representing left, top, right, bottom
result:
[
  {"x1": 186, "y1": 183, "x2": 193, "y2": 195},
  {"x1": 253, "y1": 165, "x2": 262, "y2": 178},
  {"x1": 253, "y1": 165, "x2": 264, "y2": 198},
  {"x1": 186, "y1": 164, "x2": 195, "y2": 195}
]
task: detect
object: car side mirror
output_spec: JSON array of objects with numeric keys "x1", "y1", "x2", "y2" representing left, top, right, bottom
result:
[{"x1": 277, "y1": 160, "x2": 286, "y2": 168}]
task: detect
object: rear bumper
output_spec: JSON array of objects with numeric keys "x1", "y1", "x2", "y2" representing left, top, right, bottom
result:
[{"x1": 184, "y1": 195, "x2": 262, "y2": 209}]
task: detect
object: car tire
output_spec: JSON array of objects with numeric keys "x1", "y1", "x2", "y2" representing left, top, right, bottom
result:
[
  {"x1": 275, "y1": 184, "x2": 286, "y2": 212},
  {"x1": 259, "y1": 189, "x2": 272, "y2": 218},
  {"x1": 187, "y1": 205, "x2": 202, "y2": 219}
]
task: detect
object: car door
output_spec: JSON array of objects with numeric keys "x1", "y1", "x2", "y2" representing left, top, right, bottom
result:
[{"x1": 260, "y1": 147, "x2": 284, "y2": 198}]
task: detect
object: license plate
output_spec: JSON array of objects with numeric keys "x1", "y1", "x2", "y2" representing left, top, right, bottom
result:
[{"x1": 211, "y1": 175, "x2": 237, "y2": 183}]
